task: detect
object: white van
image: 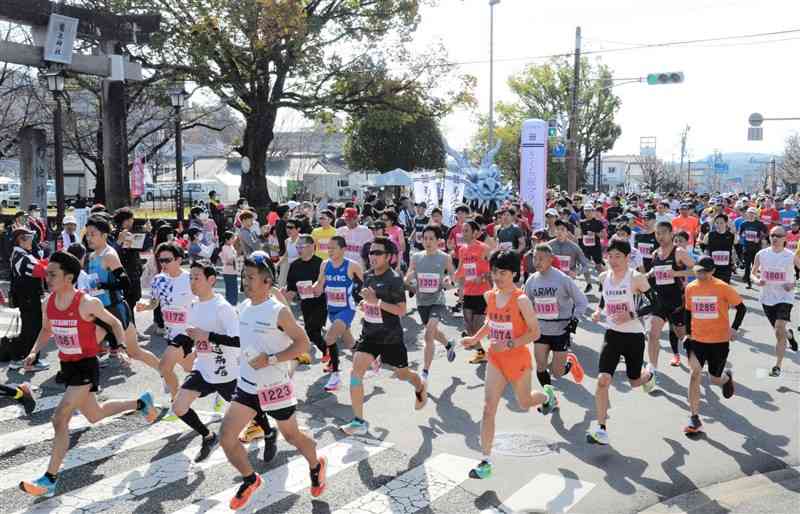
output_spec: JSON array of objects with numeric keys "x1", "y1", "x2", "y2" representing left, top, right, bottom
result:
[
  {"x1": 0, "y1": 179, "x2": 18, "y2": 208},
  {"x1": 182, "y1": 179, "x2": 217, "y2": 206}
]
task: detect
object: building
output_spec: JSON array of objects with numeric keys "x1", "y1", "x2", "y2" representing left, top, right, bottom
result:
[{"x1": 600, "y1": 155, "x2": 644, "y2": 192}]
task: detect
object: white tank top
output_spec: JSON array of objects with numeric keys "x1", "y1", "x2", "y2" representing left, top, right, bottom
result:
[
  {"x1": 188, "y1": 294, "x2": 240, "y2": 384},
  {"x1": 602, "y1": 269, "x2": 643, "y2": 334},
  {"x1": 237, "y1": 297, "x2": 296, "y2": 411},
  {"x1": 756, "y1": 247, "x2": 796, "y2": 306}
]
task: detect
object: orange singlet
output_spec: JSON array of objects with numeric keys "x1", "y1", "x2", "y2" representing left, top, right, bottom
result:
[{"x1": 486, "y1": 288, "x2": 532, "y2": 382}]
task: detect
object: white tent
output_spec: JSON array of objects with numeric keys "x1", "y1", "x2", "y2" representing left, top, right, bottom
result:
[{"x1": 373, "y1": 168, "x2": 412, "y2": 187}]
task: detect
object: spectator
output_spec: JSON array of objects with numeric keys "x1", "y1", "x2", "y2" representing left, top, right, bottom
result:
[{"x1": 8, "y1": 227, "x2": 48, "y2": 371}]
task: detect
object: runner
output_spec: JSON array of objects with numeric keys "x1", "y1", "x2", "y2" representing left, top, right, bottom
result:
[
  {"x1": 460, "y1": 250, "x2": 556, "y2": 479},
  {"x1": 135, "y1": 242, "x2": 195, "y2": 412},
  {"x1": 750, "y1": 226, "x2": 800, "y2": 377},
  {"x1": 524, "y1": 244, "x2": 588, "y2": 392},
  {"x1": 647, "y1": 221, "x2": 695, "y2": 370},
  {"x1": 587, "y1": 240, "x2": 656, "y2": 445},
  {"x1": 738, "y1": 207, "x2": 768, "y2": 289},
  {"x1": 634, "y1": 212, "x2": 658, "y2": 272},
  {"x1": 340, "y1": 237, "x2": 427, "y2": 436},
  {"x1": 337, "y1": 207, "x2": 374, "y2": 267},
  {"x1": 411, "y1": 202, "x2": 430, "y2": 251},
  {"x1": 577, "y1": 204, "x2": 606, "y2": 292},
  {"x1": 682, "y1": 256, "x2": 746, "y2": 435},
  {"x1": 547, "y1": 220, "x2": 592, "y2": 284},
  {"x1": 314, "y1": 235, "x2": 364, "y2": 391},
  {"x1": 704, "y1": 213, "x2": 736, "y2": 284},
  {"x1": 312, "y1": 210, "x2": 337, "y2": 260},
  {"x1": 495, "y1": 208, "x2": 526, "y2": 253},
  {"x1": 455, "y1": 221, "x2": 492, "y2": 364},
  {"x1": 220, "y1": 254, "x2": 326, "y2": 510},
  {"x1": 19, "y1": 251, "x2": 156, "y2": 498},
  {"x1": 85, "y1": 215, "x2": 158, "y2": 369},
  {"x1": 406, "y1": 225, "x2": 457, "y2": 381},
  {"x1": 0, "y1": 382, "x2": 35, "y2": 415},
  {"x1": 173, "y1": 260, "x2": 277, "y2": 463}
]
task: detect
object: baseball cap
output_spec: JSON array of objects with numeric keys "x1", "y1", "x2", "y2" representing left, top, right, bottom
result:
[
  {"x1": 344, "y1": 207, "x2": 358, "y2": 219},
  {"x1": 63, "y1": 215, "x2": 77, "y2": 225},
  {"x1": 746, "y1": 207, "x2": 758, "y2": 214},
  {"x1": 12, "y1": 227, "x2": 34, "y2": 241},
  {"x1": 415, "y1": 201, "x2": 427, "y2": 208},
  {"x1": 545, "y1": 208, "x2": 559, "y2": 217},
  {"x1": 693, "y1": 256, "x2": 715, "y2": 273}
]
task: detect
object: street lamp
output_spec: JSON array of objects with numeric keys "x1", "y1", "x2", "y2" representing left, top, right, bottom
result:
[
  {"x1": 46, "y1": 70, "x2": 66, "y2": 231},
  {"x1": 488, "y1": 0, "x2": 500, "y2": 149},
  {"x1": 170, "y1": 85, "x2": 187, "y2": 223}
]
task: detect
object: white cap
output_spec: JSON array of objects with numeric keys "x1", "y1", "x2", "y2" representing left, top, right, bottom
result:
[
  {"x1": 287, "y1": 200, "x2": 299, "y2": 209},
  {"x1": 545, "y1": 208, "x2": 559, "y2": 217},
  {"x1": 63, "y1": 215, "x2": 77, "y2": 225}
]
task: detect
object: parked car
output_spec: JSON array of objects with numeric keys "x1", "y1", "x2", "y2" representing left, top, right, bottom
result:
[{"x1": 3, "y1": 180, "x2": 56, "y2": 208}]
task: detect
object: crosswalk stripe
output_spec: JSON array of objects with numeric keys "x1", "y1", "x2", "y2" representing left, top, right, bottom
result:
[
  {"x1": 0, "y1": 393, "x2": 62, "y2": 422},
  {"x1": 490, "y1": 473, "x2": 596, "y2": 514},
  {"x1": 332, "y1": 453, "x2": 477, "y2": 514},
  {"x1": 173, "y1": 436, "x2": 394, "y2": 514},
  {"x1": 3, "y1": 412, "x2": 217, "y2": 491}
]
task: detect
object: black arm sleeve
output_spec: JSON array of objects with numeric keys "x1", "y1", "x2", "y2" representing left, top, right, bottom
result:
[
  {"x1": 597, "y1": 281, "x2": 605, "y2": 309},
  {"x1": 105, "y1": 267, "x2": 131, "y2": 292},
  {"x1": 684, "y1": 309, "x2": 692, "y2": 335},
  {"x1": 731, "y1": 303, "x2": 746, "y2": 331},
  {"x1": 208, "y1": 332, "x2": 241, "y2": 348},
  {"x1": 636, "y1": 289, "x2": 658, "y2": 318}
]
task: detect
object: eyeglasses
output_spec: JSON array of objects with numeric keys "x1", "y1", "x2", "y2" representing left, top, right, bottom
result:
[
  {"x1": 771, "y1": 234, "x2": 786, "y2": 238},
  {"x1": 158, "y1": 257, "x2": 174, "y2": 264},
  {"x1": 296, "y1": 244, "x2": 310, "y2": 249},
  {"x1": 369, "y1": 250, "x2": 387, "y2": 256}
]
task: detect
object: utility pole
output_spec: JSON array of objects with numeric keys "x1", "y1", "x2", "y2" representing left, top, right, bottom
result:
[
  {"x1": 567, "y1": 26, "x2": 581, "y2": 195},
  {"x1": 488, "y1": 0, "x2": 500, "y2": 149},
  {"x1": 687, "y1": 159, "x2": 692, "y2": 189},
  {"x1": 678, "y1": 125, "x2": 689, "y2": 177}
]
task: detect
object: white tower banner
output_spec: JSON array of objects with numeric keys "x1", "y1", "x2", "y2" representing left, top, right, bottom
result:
[
  {"x1": 413, "y1": 171, "x2": 439, "y2": 214},
  {"x1": 520, "y1": 119, "x2": 547, "y2": 230},
  {"x1": 442, "y1": 171, "x2": 465, "y2": 226}
]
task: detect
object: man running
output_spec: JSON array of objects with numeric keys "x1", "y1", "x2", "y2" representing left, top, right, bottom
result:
[
  {"x1": 682, "y1": 256, "x2": 745, "y2": 435},
  {"x1": 738, "y1": 207, "x2": 768, "y2": 289},
  {"x1": 704, "y1": 213, "x2": 736, "y2": 284},
  {"x1": 577, "y1": 204, "x2": 606, "y2": 292},
  {"x1": 337, "y1": 207, "x2": 373, "y2": 267},
  {"x1": 20, "y1": 251, "x2": 156, "y2": 498},
  {"x1": 314, "y1": 235, "x2": 364, "y2": 391},
  {"x1": 173, "y1": 260, "x2": 277, "y2": 463},
  {"x1": 406, "y1": 225, "x2": 457, "y2": 381},
  {"x1": 648, "y1": 221, "x2": 695, "y2": 370},
  {"x1": 312, "y1": 210, "x2": 337, "y2": 261},
  {"x1": 460, "y1": 250, "x2": 556, "y2": 479},
  {"x1": 220, "y1": 255, "x2": 326, "y2": 510},
  {"x1": 751, "y1": 226, "x2": 800, "y2": 377},
  {"x1": 340, "y1": 237, "x2": 427, "y2": 435},
  {"x1": 524, "y1": 244, "x2": 588, "y2": 391},
  {"x1": 456, "y1": 221, "x2": 492, "y2": 364},
  {"x1": 548, "y1": 220, "x2": 592, "y2": 285},
  {"x1": 587, "y1": 240, "x2": 656, "y2": 446},
  {"x1": 634, "y1": 212, "x2": 658, "y2": 272}
]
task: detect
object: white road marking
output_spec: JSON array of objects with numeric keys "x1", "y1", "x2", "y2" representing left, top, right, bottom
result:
[
  {"x1": 0, "y1": 410, "x2": 126, "y2": 456},
  {"x1": 173, "y1": 436, "x2": 394, "y2": 514},
  {"x1": 492, "y1": 473, "x2": 595, "y2": 514},
  {"x1": 0, "y1": 394, "x2": 62, "y2": 422},
  {"x1": 332, "y1": 453, "x2": 478, "y2": 514}
]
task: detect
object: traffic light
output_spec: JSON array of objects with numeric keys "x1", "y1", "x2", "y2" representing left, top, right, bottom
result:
[
  {"x1": 547, "y1": 119, "x2": 557, "y2": 137},
  {"x1": 646, "y1": 72, "x2": 684, "y2": 85}
]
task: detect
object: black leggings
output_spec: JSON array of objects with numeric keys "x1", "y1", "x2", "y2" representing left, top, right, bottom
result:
[{"x1": 742, "y1": 246, "x2": 758, "y2": 286}]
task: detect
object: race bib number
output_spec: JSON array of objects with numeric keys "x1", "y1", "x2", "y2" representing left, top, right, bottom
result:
[
  {"x1": 464, "y1": 262, "x2": 478, "y2": 281},
  {"x1": 257, "y1": 382, "x2": 294, "y2": 409},
  {"x1": 489, "y1": 320, "x2": 512, "y2": 344},
  {"x1": 605, "y1": 300, "x2": 630, "y2": 317},
  {"x1": 653, "y1": 265, "x2": 675, "y2": 285},
  {"x1": 363, "y1": 302, "x2": 383, "y2": 324},
  {"x1": 582, "y1": 234, "x2": 595, "y2": 247},
  {"x1": 554, "y1": 255, "x2": 571, "y2": 272},
  {"x1": 163, "y1": 307, "x2": 188, "y2": 329},
  {"x1": 456, "y1": 232, "x2": 465, "y2": 246},
  {"x1": 499, "y1": 241, "x2": 513, "y2": 251},
  {"x1": 326, "y1": 286, "x2": 347, "y2": 308},
  {"x1": 417, "y1": 273, "x2": 441, "y2": 294},
  {"x1": 52, "y1": 324, "x2": 81, "y2": 355},
  {"x1": 534, "y1": 297, "x2": 559, "y2": 320},
  {"x1": 317, "y1": 239, "x2": 330, "y2": 253},
  {"x1": 744, "y1": 230, "x2": 759, "y2": 243},
  {"x1": 195, "y1": 340, "x2": 212, "y2": 353},
  {"x1": 297, "y1": 280, "x2": 314, "y2": 300},
  {"x1": 638, "y1": 243, "x2": 653, "y2": 258},
  {"x1": 711, "y1": 251, "x2": 730, "y2": 266},
  {"x1": 787, "y1": 238, "x2": 799, "y2": 251},
  {"x1": 763, "y1": 268, "x2": 787, "y2": 284},
  {"x1": 415, "y1": 232, "x2": 423, "y2": 244},
  {"x1": 86, "y1": 273, "x2": 103, "y2": 297},
  {"x1": 761, "y1": 215, "x2": 773, "y2": 225},
  {"x1": 691, "y1": 296, "x2": 719, "y2": 319},
  {"x1": 782, "y1": 217, "x2": 794, "y2": 227}
]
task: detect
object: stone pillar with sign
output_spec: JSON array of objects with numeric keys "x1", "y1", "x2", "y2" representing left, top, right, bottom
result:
[{"x1": 19, "y1": 126, "x2": 49, "y2": 211}]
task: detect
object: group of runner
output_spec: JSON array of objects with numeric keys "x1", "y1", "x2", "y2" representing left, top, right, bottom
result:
[{"x1": 4, "y1": 189, "x2": 800, "y2": 509}]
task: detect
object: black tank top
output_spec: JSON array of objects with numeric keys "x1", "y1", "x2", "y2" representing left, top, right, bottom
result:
[
  {"x1": 650, "y1": 246, "x2": 685, "y2": 302},
  {"x1": 707, "y1": 231, "x2": 734, "y2": 273},
  {"x1": 634, "y1": 232, "x2": 658, "y2": 270}
]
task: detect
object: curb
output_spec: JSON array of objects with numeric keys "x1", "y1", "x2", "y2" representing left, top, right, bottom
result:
[{"x1": 639, "y1": 466, "x2": 800, "y2": 514}]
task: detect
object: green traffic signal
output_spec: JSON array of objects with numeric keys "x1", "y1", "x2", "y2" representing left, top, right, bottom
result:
[
  {"x1": 548, "y1": 127, "x2": 557, "y2": 137},
  {"x1": 647, "y1": 72, "x2": 684, "y2": 85}
]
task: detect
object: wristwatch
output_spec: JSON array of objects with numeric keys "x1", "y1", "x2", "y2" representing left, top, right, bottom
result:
[
  {"x1": 267, "y1": 354, "x2": 278, "y2": 366},
  {"x1": 506, "y1": 340, "x2": 514, "y2": 349}
]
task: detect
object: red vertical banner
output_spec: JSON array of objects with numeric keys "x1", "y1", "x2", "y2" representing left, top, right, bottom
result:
[{"x1": 131, "y1": 156, "x2": 144, "y2": 199}]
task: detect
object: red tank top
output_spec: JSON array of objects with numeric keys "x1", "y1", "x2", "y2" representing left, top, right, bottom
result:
[{"x1": 47, "y1": 291, "x2": 100, "y2": 362}]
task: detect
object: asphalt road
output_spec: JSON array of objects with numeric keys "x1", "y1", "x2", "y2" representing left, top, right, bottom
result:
[{"x1": 0, "y1": 273, "x2": 797, "y2": 514}]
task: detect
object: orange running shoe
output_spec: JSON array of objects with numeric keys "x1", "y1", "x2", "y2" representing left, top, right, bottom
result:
[
  {"x1": 310, "y1": 456, "x2": 328, "y2": 497},
  {"x1": 229, "y1": 474, "x2": 262, "y2": 510},
  {"x1": 670, "y1": 354, "x2": 681, "y2": 367},
  {"x1": 566, "y1": 352, "x2": 584, "y2": 384},
  {"x1": 239, "y1": 420, "x2": 265, "y2": 443}
]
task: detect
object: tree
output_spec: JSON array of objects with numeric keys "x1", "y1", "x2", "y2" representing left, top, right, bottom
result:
[
  {"x1": 344, "y1": 102, "x2": 445, "y2": 172},
  {"x1": 473, "y1": 56, "x2": 622, "y2": 188},
  {"x1": 635, "y1": 155, "x2": 685, "y2": 192},
  {"x1": 144, "y1": 0, "x2": 468, "y2": 208},
  {"x1": 781, "y1": 133, "x2": 800, "y2": 191}
]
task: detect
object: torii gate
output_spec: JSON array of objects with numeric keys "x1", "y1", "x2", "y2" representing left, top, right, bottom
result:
[{"x1": 0, "y1": 0, "x2": 160, "y2": 211}]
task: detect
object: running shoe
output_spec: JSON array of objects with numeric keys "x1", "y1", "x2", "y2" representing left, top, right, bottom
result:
[
  {"x1": 239, "y1": 420, "x2": 265, "y2": 443},
  {"x1": 566, "y1": 352, "x2": 584, "y2": 383},
  {"x1": 309, "y1": 456, "x2": 328, "y2": 497},
  {"x1": 323, "y1": 361, "x2": 334, "y2": 373},
  {"x1": 263, "y1": 428, "x2": 278, "y2": 462},
  {"x1": 340, "y1": 418, "x2": 368, "y2": 436},
  {"x1": 138, "y1": 392, "x2": 157, "y2": 423},
  {"x1": 321, "y1": 350, "x2": 331, "y2": 364},
  {"x1": 722, "y1": 370, "x2": 735, "y2": 399},
  {"x1": 27, "y1": 359, "x2": 50, "y2": 372},
  {"x1": 229, "y1": 474, "x2": 262, "y2": 510},
  {"x1": 8, "y1": 359, "x2": 23, "y2": 370},
  {"x1": 586, "y1": 426, "x2": 609, "y2": 445},
  {"x1": 788, "y1": 328, "x2": 798, "y2": 352},
  {"x1": 584, "y1": 283, "x2": 592, "y2": 293},
  {"x1": 212, "y1": 393, "x2": 225, "y2": 416},
  {"x1": 324, "y1": 372, "x2": 341, "y2": 392},
  {"x1": 468, "y1": 349, "x2": 487, "y2": 364},
  {"x1": 538, "y1": 385, "x2": 557, "y2": 415},
  {"x1": 446, "y1": 342, "x2": 456, "y2": 363},
  {"x1": 769, "y1": 366, "x2": 781, "y2": 377},
  {"x1": 109, "y1": 349, "x2": 131, "y2": 367},
  {"x1": 194, "y1": 433, "x2": 219, "y2": 463},
  {"x1": 295, "y1": 353, "x2": 312, "y2": 365},
  {"x1": 163, "y1": 407, "x2": 179, "y2": 422},
  {"x1": 17, "y1": 383, "x2": 36, "y2": 416},
  {"x1": 641, "y1": 367, "x2": 657, "y2": 394},
  {"x1": 468, "y1": 460, "x2": 493, "y2": 479},
  {"x1": 683, "y1": 415, "x2": 703, "y2": 434},
  {"x1": 670, "y1": 354, "x2": 681, "y2": 367},
  {"x1": 19, "y1": 474, "x2": 57, "y2": 498},
  {"x1": 414, "y1": 381, "x2": 428, "y2": 410}
]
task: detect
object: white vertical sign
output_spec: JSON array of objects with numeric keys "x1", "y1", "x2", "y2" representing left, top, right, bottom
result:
[
  {"x1": 44, "y1": 14, "x2": 80, "y2": 65},
  {"x1": 441, "y1": 172, "x2": 465, "y2": 226},
  {"x1": 520, "y1": 119, "x2": 547, "y2": 230},
  {"x1": 412, "y1": 171, "x2": 438, "y2": 214}
]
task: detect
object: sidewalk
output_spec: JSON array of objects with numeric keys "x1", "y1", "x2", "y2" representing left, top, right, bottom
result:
[{"x1": 639, "y1": 466, "x2": 800, "y2": 514}]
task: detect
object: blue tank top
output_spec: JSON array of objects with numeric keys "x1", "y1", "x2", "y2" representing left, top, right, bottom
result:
[
  {"x1": 324, "y1": 259, "x2": 354, "y2": 312},
  {"x1": 87, "y1": 246, "x2": 123, "y2": 306}
]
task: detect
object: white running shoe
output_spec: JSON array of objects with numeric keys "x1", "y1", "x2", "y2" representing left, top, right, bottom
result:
[{"x1": 324, "y1": 372, "x2": 341, "y2": 392}]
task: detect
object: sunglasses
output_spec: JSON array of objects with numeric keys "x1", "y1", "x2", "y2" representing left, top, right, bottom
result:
[
  {"x1": 158, "y1": 257, "x2": 175, "y2": 264},
  {"x1": 296, "y1": 244, "x2": 310, "y2": 249},
  {"x1": 369, "y1": 250, "x2": 387, "y2": 256},
  {"x1": 771, "y1": 234, "x2": 786, "y2": 238}
]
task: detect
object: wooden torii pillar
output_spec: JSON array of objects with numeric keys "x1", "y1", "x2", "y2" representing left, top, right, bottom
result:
[{"x1": 0, "y1": 0, "x2": 160, "y2": 210}]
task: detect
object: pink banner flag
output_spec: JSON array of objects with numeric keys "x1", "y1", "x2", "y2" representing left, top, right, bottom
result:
[{"x1": 131, "y1": 156, "x2": 145, "y2": 197}]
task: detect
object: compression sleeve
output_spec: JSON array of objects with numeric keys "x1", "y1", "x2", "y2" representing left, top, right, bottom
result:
[
  {"x1": 597, "y1": 282, "x2": 605, "y2": 309},
  {"x1": 636, "y1": 289, "x2": 658, "y2": 318},
  {"x1": 731, "y1": 303, "x2": 746, "y2": 331},
  {"x1": 208, "y1": 332, "x2": 241, "y2": 348},
  {"x1": 104, "y1": 267, "x2": 131, "y2": 292},
  {"x1": 684, "y1": 309, "x2": 692, "y2": 335}
]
